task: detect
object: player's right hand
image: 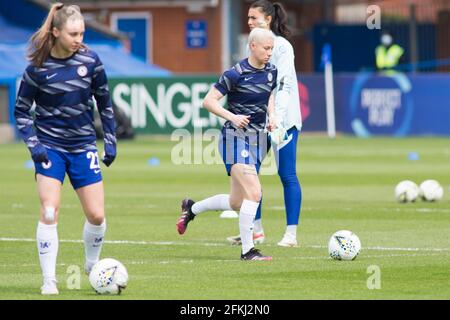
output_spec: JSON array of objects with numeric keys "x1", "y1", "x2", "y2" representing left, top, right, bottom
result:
[
  {"x1": 30, "y1": 143, "x2": 49, "y2": 164},
  {"x1": 231, "y1": 114, "x2": 250, "y2": 129}
]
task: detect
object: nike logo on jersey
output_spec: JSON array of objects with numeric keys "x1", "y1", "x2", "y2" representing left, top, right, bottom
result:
[
  {"x1": 46, "y1": 73, "x2": 57, "y2": 80},
  {"x1": 94, "y1": 169, "x2": 101, "y2": 174},
  {"x1": 244, "y1": 77, "x2": 253, "y2": 81}
]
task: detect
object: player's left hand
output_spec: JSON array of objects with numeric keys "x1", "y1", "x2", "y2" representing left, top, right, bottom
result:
[{"x1": 102, "y1": 142, "x2": 116, "y2": 167}]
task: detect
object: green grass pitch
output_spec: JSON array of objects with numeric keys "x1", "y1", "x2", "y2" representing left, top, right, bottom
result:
[{"x1": 0, "y1": 135, "x2": 449, "y2": 300}]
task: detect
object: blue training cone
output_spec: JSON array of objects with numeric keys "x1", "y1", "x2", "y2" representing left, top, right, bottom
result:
[
  {"x1": 25, "y1": 160, "x2": 34, "y2": 169},
  {"x1": 147, "y1": 157, "x2": 160, "y2": 166},
  {"x1": 408, "y1": 152, "x2": 419, "y2": 161}
]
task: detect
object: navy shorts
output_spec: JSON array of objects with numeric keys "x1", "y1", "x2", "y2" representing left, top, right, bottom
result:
[
  {"x1": 218, "y1": 127, "x2": 270, "y2": 176},
  {"x1": 34, "y1": 148, "x2": 103, "y2": 189}
]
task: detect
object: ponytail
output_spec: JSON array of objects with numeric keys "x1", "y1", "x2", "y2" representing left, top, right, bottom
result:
[
  {"x1": 273, "y1": 2, "x2": 291, "y2": 38},
  {"x1": 250, "y1": 0, "x2": 291, "y2": 38},
  {"x1": 27, "y1": 3, "x2": 84, "y2": 67}
]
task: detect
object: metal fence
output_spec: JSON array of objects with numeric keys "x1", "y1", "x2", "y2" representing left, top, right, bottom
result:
[{"x1": 334, "y1": 0, "x2": 450, "y2": 72}]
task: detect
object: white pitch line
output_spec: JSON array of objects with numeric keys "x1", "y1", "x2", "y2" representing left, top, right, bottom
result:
[
  {"x1": 0, "y1": 237, "x2": 449, "y2": 252},
  {"x1": 307, "y1": 244, "x2": 450, "y2": 252},
  {"x1": 0, "y1": 263, "x2": 67, "y2": 268},
  {"x1": 0, "y1": 252, "x2": 445, "y2": 269}
]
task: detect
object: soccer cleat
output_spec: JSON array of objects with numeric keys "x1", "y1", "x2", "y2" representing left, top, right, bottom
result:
[
  {"x1": 41, "y1": 278, "x2": 59, "y2": 295},
  {"x1": 240, "y1": 248, "x2": 272, "y2": 261},
  {"x1": 177, "y1": 198, "x2": 196, "y2": 235},
  {"x1": 226, "y1": 232, "x2": 265, "y2": 245},
  {"x1": 277, "y1": 233, "x2": 298, "y2": 247}
]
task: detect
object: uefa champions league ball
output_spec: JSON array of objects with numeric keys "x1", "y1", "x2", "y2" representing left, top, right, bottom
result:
[
  {"x1": 419, "y1": 179, "x2": 444, "y2": 201},
  {"x1": 395, "y1": 180, "x2": 420, "y2": 203},
  {"x1": 328, "y1": 230, "x2": 361, "y2": 261},
  {"x1": 89, "y1": 258, "x2": 128, "y2": 295}
]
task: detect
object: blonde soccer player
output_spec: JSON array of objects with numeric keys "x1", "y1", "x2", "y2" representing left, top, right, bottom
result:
[
  {"x1": 176, "y1": 28, "x2": 277, "y2": 260},
  {"x1": 227, "y1": 0, "x2": 303, "y2": 247}
]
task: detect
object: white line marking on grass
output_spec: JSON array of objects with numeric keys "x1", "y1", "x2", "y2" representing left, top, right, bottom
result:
[
  {"x1": 0, "y1": 263, "x2": 67, "y2": 268},
  {"x1": 0, "y1": 251, "x2": 444, "y2": 269},
  {"x1": 360, "y1": 253, "x2": 445, "y2": 259},
  {"x1": 159, "y1": 260, "x2": 194, "y2": 265},
  {"x1": 307, "y1": 244, "x2": 449, "y2": 252},
  {"x1": 1, "y1": 237, "x2": 449, "y2": 253},
  {"x1": 267, "y1": 206, "x2": 285, "y2": 211},
  {"x1": 291, "y1": 252, "x2": 445, "y2": 261},
  {"x1": 365, "y1": 246, "x2": 449, "y2": 252}
]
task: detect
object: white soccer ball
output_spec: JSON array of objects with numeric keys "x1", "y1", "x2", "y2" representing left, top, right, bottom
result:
[
  {"x1": 328, "y1": 230, "x2": 361, "y2": 261},
  {"x1": 419, "y1": 179, "x2": 444, "y2": 201},
  {"x1": 395, "y1": 180, "x2": 420, "y2": 203},
  {"x1": 89, "y1": 258, "x2": 128, "y2": 295}
]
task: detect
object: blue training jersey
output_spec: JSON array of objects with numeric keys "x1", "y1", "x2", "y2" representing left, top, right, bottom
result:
[
  {"x1": 14, "y1": 47, "x2": 116, "y2": 153},
  {"x1": 214, "y1": 58, "x2": 277, "y2": 132}
]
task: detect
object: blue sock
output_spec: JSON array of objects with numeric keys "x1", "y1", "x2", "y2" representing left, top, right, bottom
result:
[{"x1": 254, "y1": 197, "x2": 262, "y2": 220}]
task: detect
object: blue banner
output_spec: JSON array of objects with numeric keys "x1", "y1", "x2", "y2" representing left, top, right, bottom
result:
[{"x1": 299, "y1": 72, "x2": 450, "y2": 136}]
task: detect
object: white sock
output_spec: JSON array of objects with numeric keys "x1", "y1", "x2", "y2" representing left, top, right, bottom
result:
[
  {"x1": 83, "y1": 219, "x2": 106, "y2": 270},
  {"x1": 36, "y1": 222, "x2": 58, "y2": 281},
  {"x1": 239, "y1": 199, "x2": 260, "y2": 254},
  {"x1": 191, "y1": 194, "x2": 231, "y2": 215},
  {"x1": 254, "y1": 219, "x2": 264, "y2": 234},
  {"x1": 286, "y1": 225, "x2": 297, "y2": 238}
]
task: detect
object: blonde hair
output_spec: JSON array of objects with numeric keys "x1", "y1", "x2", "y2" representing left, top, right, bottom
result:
[
  {"x1": 248, "y1": 27, "x2": 274, "y2": 45},
  {"x1": 28, "y1": 3, "x2": 84, "y2": 67}
]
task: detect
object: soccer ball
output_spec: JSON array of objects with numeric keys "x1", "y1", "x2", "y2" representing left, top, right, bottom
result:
[
  {"x1": 419, "y1": 179, "x2": 444, "y2": 201},
  {"x1": 328, "y1": 230, "x2": 361, "y2": 261},
  {"x1": 395, "y1": 180, "x2": 420, "y2": 203},
  {"x1": 89, "y1": 258, "x2": 128, "y2": 295}
]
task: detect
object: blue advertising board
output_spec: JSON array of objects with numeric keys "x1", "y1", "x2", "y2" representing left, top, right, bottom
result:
[
  {"x1": 4, "y1": 72, "x2": 450, "y2": 137},
  {"x1": 336, "y1": 72, "x2": 450, "y2": 136},
  {"x1": 299, "y1": 72, "x2": 450, "y2": 136}
]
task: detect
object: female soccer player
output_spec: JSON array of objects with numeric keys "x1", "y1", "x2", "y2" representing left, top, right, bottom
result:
[
  {"x1": 228, "y1": 0, "x2": 303, "y2": 247},
  {"x1": 14, "y1": 3, "x2": 116, "y2": 294},
  {"x1": 176, "y1": 28, "x2": 277, "y2": 261}
]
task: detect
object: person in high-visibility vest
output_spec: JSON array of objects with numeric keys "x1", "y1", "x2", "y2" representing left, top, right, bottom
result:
[{"x1": 375, "y1": 32, "x2": 405, "y2": 70}]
